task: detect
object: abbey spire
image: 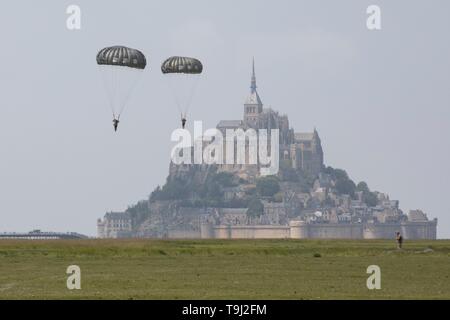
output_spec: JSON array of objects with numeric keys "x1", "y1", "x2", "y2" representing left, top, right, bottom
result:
[
  {"x1": 244, "y1": 58, "x2": 263, "y2": 127},
  {"x1": 250, "y1": 57, "x2": 257, "y2": 93}
]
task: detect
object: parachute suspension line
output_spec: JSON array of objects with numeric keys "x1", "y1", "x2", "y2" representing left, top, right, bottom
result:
[
  {"x1": 166, "y1": 75, "x2": 183, "y2": 115},
  {"x1": 99, "y1": 66, "x2": 142, "y2": 120},
  {"x1": 166, "y1": 74, "x2": 201, "y2": 119},
  {"x1": 112, "y1": 65, "x2": 119, "y2": 119},
  {"x1": 98, "y1": 65, "x2": 117, "y2": 120},
  {"x1": 113, "y1": 64, "x2": 119, "y2": 118},
  {"x1": 117, "y1": 69, "x2": 143, "y2": 118},
  {"x1": 183, "y1": 74, "x2": 201, "y2": 117}
]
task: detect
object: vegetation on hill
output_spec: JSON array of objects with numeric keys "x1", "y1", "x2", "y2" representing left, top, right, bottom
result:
[
  {"x1": 247, "y1": 197, "x2": 264, "y2": 217},
  {"x1": 128, "y1": 163, "x2": 381, "y2": 223},
  {"x1": 279, "y1": 160, "x2": 299, "y2": 182},
  {"x1": 256, "y1": 175, "x2": 280, "y2": 197},
  {"x1": 324, "y1": 166, "x2": 379, "y2": 206},
  {"x1": 150, "y1": 177, "x2": 191, "y2": 201},
  {"x1": 324, "y1": 166, "x2": 357, "y2": 197},
  {"x1": 356, "y1": 181, "x2": 379, "y2": 207},
  {"x1": 149, "y1": 169, "x2": 243, "y2": 208},
  {"x1": 125, "y1": 200, "x2": 150, "y2": 228}
]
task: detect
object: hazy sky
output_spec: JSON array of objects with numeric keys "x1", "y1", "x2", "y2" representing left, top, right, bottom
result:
[{"x1": 0, "y1": 1, "x2": 449, "y2": 238}]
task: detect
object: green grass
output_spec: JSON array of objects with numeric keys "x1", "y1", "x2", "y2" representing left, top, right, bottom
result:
[{"x1": 0, "y1": 239, "x2": 449, "y2": 299}]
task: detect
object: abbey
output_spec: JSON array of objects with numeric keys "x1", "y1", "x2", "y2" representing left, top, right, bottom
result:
[{"x1": 215, "y1": 59, "x2": 323, "y2": 178}]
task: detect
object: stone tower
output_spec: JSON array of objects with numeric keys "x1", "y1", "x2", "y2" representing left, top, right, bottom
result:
[
  {"x1": 244, "y1": 58, "x2": 263, "y2": 128},
  {"x1": 290, "y1": 128, "x2": 324, "y2": 176}
]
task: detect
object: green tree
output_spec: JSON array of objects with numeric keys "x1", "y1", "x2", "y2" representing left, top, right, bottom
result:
[
  {"x1": 297, "y1": 170, "x2": 315, "y2": 192},
  {"x1": 356, "y1": 181, "x2": 370, "y2": 193},
  {"x1": 356, "y1": 181, "x2": 378, "y2": 207},
  {"x1": 150, "y1": 177, "x2": 191, "y2": 201},
  {"x1": 247, "y1": 197, "x2": 264, "y2": 217},
  {"x1": 272, "y1": 192, "x2": 284, "y2": 203},
  {"x1": 256, "y1": 176, "x2": 280, "y2": 197},
  {"x1": 364, "y1": 192, "x2": 378, "y2": 207},
  {"x1": 213, "y1": 172, "x2": 236, "y2": 188},
  {"x1": 335, "y1": 179, "x2": 356, "y2": 197},
  {"x1": 281, "y1": 166, "x2": 299, "y2": 182},
  {"x1": 198, "y1": 171, "x2": 236, "y2": 201},
  {"x1": 325, "y1": 166, "x2": 357, "y2": 197}
]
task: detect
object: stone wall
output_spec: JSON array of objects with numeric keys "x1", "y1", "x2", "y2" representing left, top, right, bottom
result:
[
  {"x1": 306, "y1": 224, "x2": 363, "y2": 239},
  {"x1": 167, "y1": 229, "x2": 201, "y2": 239},
  {"x1": 207, "y1": 225, "x2": 290, "y2": 239},
  {"x1": 363, "y1": 220, "x2": 437, "y2": 240},
  {"x1": 402, "y1": 220, "x2": 437, "y2": 239},
  {"x1": 198, "y1": 220, "x2": 437, "y2": 240}
]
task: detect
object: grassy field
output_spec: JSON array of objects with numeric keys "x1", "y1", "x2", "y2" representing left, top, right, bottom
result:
[{"x1": 0, "y1": 239, "x2": 449, "y2": 299}]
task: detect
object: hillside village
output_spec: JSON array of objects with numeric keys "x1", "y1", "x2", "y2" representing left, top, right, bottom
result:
[{"x1": 98, "y1": 62, "x2": 437, "y2": 240}]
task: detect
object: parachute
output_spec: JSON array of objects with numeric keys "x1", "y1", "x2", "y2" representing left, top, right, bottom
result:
[
  {"x1": 161, "y1": 56, "x2": 203, "y2": 128},
  {"x1": 161, "y1": 56, "x2": 203, "y2": 74},
  {"x1": 96, "y1": 46, "x2": 147, "y2": 130}
]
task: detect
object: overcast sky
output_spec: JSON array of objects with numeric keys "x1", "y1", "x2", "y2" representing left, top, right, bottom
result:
[{"x1": 0, "y1": 1, "x2": 449, "y2": 238}]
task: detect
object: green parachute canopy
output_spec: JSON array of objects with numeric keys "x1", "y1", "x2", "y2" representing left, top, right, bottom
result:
[
  {"x1": 97, "y1": 46, "x2": 147, "y2": 70},
  {"x1": 161, "y1": 56, "x2": 203, "y2": 74}
]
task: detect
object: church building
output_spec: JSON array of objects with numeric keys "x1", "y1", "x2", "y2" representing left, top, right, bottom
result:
[{"x1": 216, "y1": 59, "x2": 324, "y2": 177}]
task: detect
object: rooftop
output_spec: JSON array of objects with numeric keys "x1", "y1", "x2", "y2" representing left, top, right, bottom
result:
[
  {"x1": 217, "y1": 120, "x2": 243, "y2": 129},
  {"x1": 219, "y1": 208, "x2": 248, "y2": 215},
  {"x1": 245, "y1": 91, "x2": 263, "y2": 105},
  {"x1": 295, "y1": 132, "x2": 315, "y2": 141},
  {"x1": 105, "y1": 211, "x2": 132, "y2": 220}
]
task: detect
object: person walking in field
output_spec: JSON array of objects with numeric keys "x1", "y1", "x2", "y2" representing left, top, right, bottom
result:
[{"x1": 396, "y1": 231, "x2": 403, "y2": 249}]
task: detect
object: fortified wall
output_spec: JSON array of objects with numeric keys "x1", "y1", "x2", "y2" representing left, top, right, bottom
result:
[{"x1": 187, "y1": 219, "x2": 438, "y2": 240}]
